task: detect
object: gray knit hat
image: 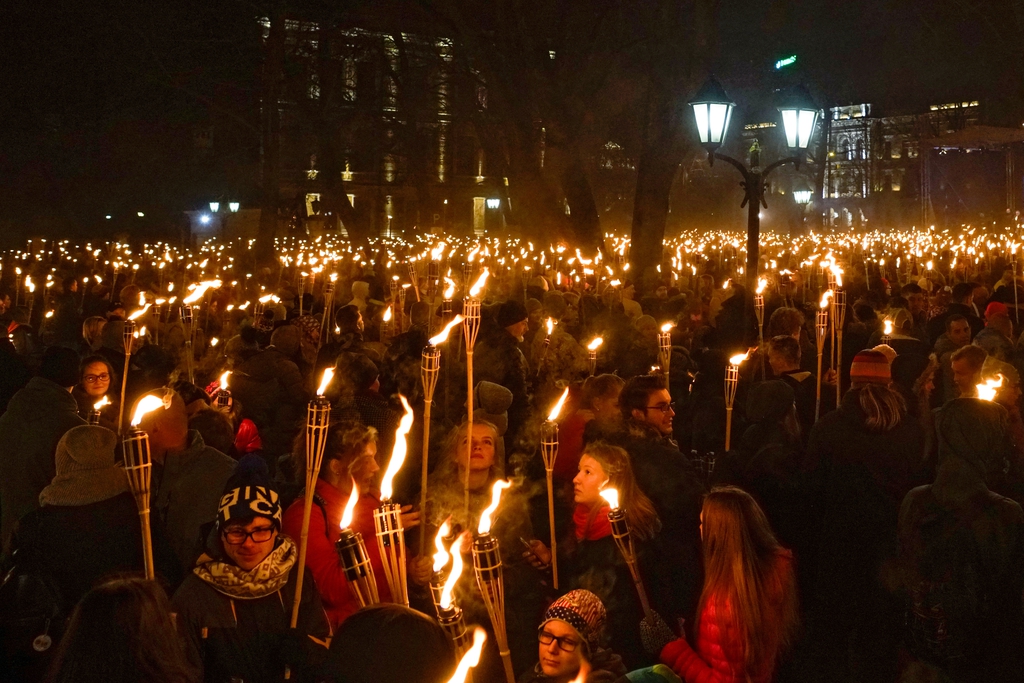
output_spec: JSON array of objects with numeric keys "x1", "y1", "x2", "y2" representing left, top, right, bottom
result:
[{"x1": 39, "y1": 426, "x2": 127, "y2": 507}]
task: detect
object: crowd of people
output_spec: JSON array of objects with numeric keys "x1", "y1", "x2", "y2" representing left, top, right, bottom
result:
[{"x1": 0, "y1": 236, "x2": 1022, "y2": 683}]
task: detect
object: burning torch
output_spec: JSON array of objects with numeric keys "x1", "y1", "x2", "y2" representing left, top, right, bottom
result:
[
  {"x1": 374, "y1": 395, "x2": 414, "y2": 606},
  {"x1": 541, "y1": 387, "x2": 569, "y2": 589},
  {"x1": 420, "y1": 315, "x2": 465, "y2": 552},
  {"x1": 755, "y1": 277, "x2": 767, "y2": 380},
  {"x1": 124, "y1": 394, "x2": 171, "y2": 579},
  {"x1": 587, "y1": 337, "x2": 603, "y2": 377},
  {"x1": 816, "y1": 292, "x2": 831, "y2": 422},
  {"x1": 658, "y1": 323, "x2": 673, "y2": 388},
  {"x1": 463, "y1": 268, "x2": 489, "y2": 521},
  {"x1": 290, "y1": 368, "x2": 334, "y2": 628},
  {"x1": 89, "y1": 396, "x2": 109, "y2": 425},
  {"x1": 881, "y1": 318, "x2": 893, "y2": 346},
  {"x1": 432, "y1": 528, "x2": 473, "y2": 656},
  {"x1": 472, "y1": 479, "x2": 515, "y2": 683},
  {"x1": 335, "y1": 478, "x2": 380, "y2": 607},
  {"x1": 216, "y1": 371, "x2": 232, "y2": 409},
  {"x1": 725, "y1": 351, "x2": 750, "y2": 451}
]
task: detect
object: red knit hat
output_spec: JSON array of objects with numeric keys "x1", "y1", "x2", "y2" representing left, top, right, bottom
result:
[
  {"x1": 849, "y1": 349, "x2": 891, "y2": 385},
  {"x1": 985, "y1": 301, "x2": 1009, "y2": 320}
]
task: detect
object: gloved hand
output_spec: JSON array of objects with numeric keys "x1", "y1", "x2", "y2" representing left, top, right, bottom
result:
[{"x1": 640, "y1": 611, "x2": 677, "y2": 655}]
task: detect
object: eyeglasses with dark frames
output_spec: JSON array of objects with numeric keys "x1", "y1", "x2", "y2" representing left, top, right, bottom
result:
[
  {"x1": 222, "y1": 526, "x2": 275, "y2": 545},
  {"x1": 538, "y1": 629, "x2": 579, "y2": 652}
]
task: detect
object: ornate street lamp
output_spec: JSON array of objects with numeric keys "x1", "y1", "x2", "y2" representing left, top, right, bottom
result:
[{"x1": 688, "y1": 78, "x2": 819, "y2": 298}]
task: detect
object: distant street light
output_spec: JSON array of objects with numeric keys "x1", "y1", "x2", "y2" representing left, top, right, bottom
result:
[
  {"x1": 688, "y1": 77, "x2": 819, "y2": 296},
  {"x1": 209, "y1": 202, "x2": 220, "y2": 213},
  {"x1": 229, "y1": 202, "x2": 240, "y2": 213},
  {"x1": 137, "y1": 212, "x2": 145, "y2": 217}
]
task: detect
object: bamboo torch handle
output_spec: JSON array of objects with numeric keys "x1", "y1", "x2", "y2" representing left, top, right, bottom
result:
[
  {"x1": 545, "y1": 470, "x2": 558, "y2": 590},
  {"x1": 290, "y1": 488, "x2": 316, "y2": 628},
  {"x1": 139, "y1": 508, "x2": 155, "y2": 580},
  {"x1": 419, "y1": 399, "x2": 432, "y2": 554}
]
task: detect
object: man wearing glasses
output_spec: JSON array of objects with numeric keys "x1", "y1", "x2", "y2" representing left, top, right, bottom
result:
[{"x1": 172, "y1": 455, "x2": 331, "y2": 682}]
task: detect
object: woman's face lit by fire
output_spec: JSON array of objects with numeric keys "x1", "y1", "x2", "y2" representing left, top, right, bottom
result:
[{"x1": 456, "y1": 423, "x2": 497, "y2": 473}]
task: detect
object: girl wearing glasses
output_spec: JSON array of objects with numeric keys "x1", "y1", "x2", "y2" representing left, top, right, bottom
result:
[
  {"x1": 72, "y1": 355, "x2": 117, "y2": 431},
  {"x1": 659, "y1": 486, "x2": 798, "y2": 683}
]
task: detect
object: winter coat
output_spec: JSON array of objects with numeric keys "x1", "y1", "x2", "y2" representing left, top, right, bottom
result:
[
  {"x1": 660, "y1": 552, "x2": 794, "y2": 683},
  {"x1": 0, "y1": 377, "x2": 85, "y2": 546},
  {"x1": 172, "y1": 537, "x2": 331, "y2": 683},
  {"x1": 804, "y1": 387, "x2": 925, "y2": 616},
  {"x1": 280, "y1": 480, "x2": 392, "y2": 630},
  {"x1": 973, "y1": 327, "x2": 1015, "y2": 364},
  {"x1": 517, "y1": 645, "x2": 628, "y2": 683},
  {"x1": 558, "y1": 504, "x2": 663, "y2": 671},
  {"x1": 926, "y1": 303, "x2": 983, "y2": 345},
  {"x1": 590, "y1": 421, "x2": 704, "y2": 623},
  {"x1": 475, "y1": 326, "x2": 531, "y2": 448},
  {"x1": 0, "y1": 340, "x2": 30, "y2": 417},
  {"x1": 9, "y1": 491, "x2": 180, "y2": 613},
  {"x1": 898, "y1": 399, "x2": 1024, "y2": 682},
  {"x1": 152, "y1": 430, "x2": 236, "y2": 575},
  {"x1": 231, "y1": 346, "x2": 307, "y2": 460}
]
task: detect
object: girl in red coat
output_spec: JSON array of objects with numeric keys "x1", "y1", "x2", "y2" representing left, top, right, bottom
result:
[{"x1": 660, "y1": 487, "x2": 799, "y2": 683}]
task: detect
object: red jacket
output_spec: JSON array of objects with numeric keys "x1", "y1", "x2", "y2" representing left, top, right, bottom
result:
[
  {"x1": 281, "y1": 479, "x2": 392, "y2": 629},
  {"x1": 660, "y1": 552, "x2": 793, "y2": 683}
]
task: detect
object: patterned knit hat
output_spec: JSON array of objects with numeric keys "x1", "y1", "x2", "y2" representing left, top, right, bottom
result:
[
  {"x1": 850, "y1": 349, "x2": 891, "y2": 385},
  {"x1": 217, "y1": 454, "x2": 282, "y2": 530},
  {"x1": 541, "y1": 589, "x2": 606, "y2": 653}
]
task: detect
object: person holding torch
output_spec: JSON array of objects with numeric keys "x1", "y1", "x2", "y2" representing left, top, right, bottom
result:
[{"x1": 172, "y1": 454, "x2": 331, "y2": 683}]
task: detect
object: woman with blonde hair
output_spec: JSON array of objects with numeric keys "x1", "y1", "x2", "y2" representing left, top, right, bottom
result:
[
  {"x1": 526, "y1": 442, "x2": 663, "y2": 669},
  {"x1": 80, "y1": 316, "x2": 106, "y2": 353},
  {"x1": 660, "y1": 486, "x2": 798, "y2": 683}
]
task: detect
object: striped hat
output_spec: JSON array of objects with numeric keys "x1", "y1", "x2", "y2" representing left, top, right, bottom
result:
[
  {"x1": 850, "y1": 349, "x2": 891, "y2": 385},
  {"x1": 541, "y1": 589, "x2": 606, "y2": 653}
]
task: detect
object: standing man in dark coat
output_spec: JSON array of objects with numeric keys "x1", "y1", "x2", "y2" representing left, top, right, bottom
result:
[
  {"x1": 475, "y1": 300, "x2": 531, "y2": 450},
  {"x1": 0, "y1": 347, "x2": 85, "y2": 548},
  {"x1": 926, "y1": 282, "x2": 983, "y2": 345},
  {"x1": 899, "y1": 398, "x2": 1024, "y2": 682}
]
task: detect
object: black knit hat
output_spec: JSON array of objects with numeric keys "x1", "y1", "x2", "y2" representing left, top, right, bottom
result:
[
  {"x1": 746, "y1": 380, "x2": 796, "y2": 424},
  {"x1": 216, "y1": 454, "x2": 282, "y2": 530},
  {"x1": 497, "y1": 299, "x2": 529, "y2": 328}
]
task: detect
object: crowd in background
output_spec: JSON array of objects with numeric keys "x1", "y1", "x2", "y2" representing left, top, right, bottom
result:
[{"x1": 0, "y1": 237, "x2": 1022, "y2": 683}]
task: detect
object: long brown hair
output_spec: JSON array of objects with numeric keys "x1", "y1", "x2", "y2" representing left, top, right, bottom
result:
[
  {"x1": 855, "y1": 383, "x2": 906, "y2": 432},
  {"x1": 699, "y1": 487, "x2": 799, "y2": 678},
  {"x1": 45, "y1": 577, "x2": 194, "y2": 683},
  {"x1": 583, "y1": 442, "x2": 660, "y2": 541},
  {"x1": 292, "y1": 420, "x2": 378, "y2": 481}
]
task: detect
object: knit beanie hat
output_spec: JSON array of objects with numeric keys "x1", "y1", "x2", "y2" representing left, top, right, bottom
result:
[
  {"x1": 850, "y1": 349, "x2": 892, "y2": 385},
  {"x1": 217, "y1": 454, "x2": 282, "y2": 530},
  {"x1": 541, "y1": 589, "x2": 607, "y2": 654},
  {"x1": 497, "y1": 300, "x2": 529, "y2": 328},
  {"x1": 986, "y1": 301, "x2": 1009, "y2": 320},
  {"x1": 39, "y1": 425, "x2": 127, "y2": 507},
  {"x1": 39, "y1": 346, "x2": 81, "y2": 388},
  {"x1": 872, "y1": 344, "x2": 897, "y2": 365},
  {"x1": 746, "y1": 380, "x2": 796, "y2": 424}
]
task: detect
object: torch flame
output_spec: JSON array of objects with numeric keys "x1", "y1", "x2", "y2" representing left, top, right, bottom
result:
[
  {"x1": 600, "y1": 487, "x2": 620, "y2": 510},
  {"x1": 444, "y1": 627, "x2": 487, "y2": 683},
  {"x1": 127, "y1": 303, "x2": 151, "y2": 321},
  {"x1": 546, "y1": 318, "x2": 555, "y2": 335},
  {"x1": 569, "y1": 661, "x2": 591, "y2": 683},
  {"x1": 830, "y1": 265, "x2": 844, "y2": 288},
  {"x1": 428, "y1": 315, "x2": 465, "y2": 345},
  {"x1": 440, "y1": 533, "x2": 465, "y2": 610},
  {"x1": 977, "y1": 374, "x2": 1004, "y2": 401},
  {"x1": 317, "y1": 367, "x2": 335, "y2": 396},
  {"x1": 432, "y1": 518, "x2": 452, "y2": 573},
  {"x1": 138, "y1": 292, "x2": 146, "y2": 307},
  {"x1": 131, "y1": 394, "x2": 169, "y2": 427},
  {"x1": 219, "y1": 371, "x2": 230, "y2": 391},
  {"x1": 883, "y1": 319, "x2": 893, "y2": 336},
  {"x1": 819, "y1": 291, "x2": 833, "y2": 309},
  {"x1": 182, "y1": 279, "x2": 222, "y2": 304},
  {"x1": 587, "y1": 337, "x2": 604, "y2": 351},
  {"x1": 380, "y1": 395, "x2": 414, "y2": 501},
  {"x1": 547, "y1": 387, "x2": 570, "y2": 422},
  {"x1": 756, "y1": 277, "x2": 768, "y2": 294},
  {"x1": 660, "y1": 322, "x2": 673, "y2": 333},
  {"x1": 383, "y1": 305, "x2": 393, "y2": 322},
  {"x1": 469, "y1": 268, "x2": 490, "y2": 298},
  {"x1": 93, "y1": 396, "x2": 110, "y2": 411},
  {"x1": 340, "y1": 479, "x2": 360, "y2": 530},
  {"x1": 258, "y1": 294, "x2": 274, "y2": 303},
  {"x1": 444, "y1": 273, "x2": 456, "y2": 299},
  {"x1": 478, "y1": 480, "x2": 512, "y2": 535},
  {"x1": 729, "y1": 351, "x2": 751, "y2": 366}
]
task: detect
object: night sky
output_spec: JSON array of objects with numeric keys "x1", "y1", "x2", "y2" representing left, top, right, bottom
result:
[{"x1": 0, "y1": 0, "x2": 1014, "y2": 237}]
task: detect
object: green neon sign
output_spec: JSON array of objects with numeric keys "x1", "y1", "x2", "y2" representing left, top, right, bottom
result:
[{"x1": 775, "y1": 55, "x2": 797, "y2": 70}]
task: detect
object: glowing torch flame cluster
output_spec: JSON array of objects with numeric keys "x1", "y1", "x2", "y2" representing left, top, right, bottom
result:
[
  {"x1": 977, "y1": 374, "x2": 1004, "y2": 401},
  {"x1": 729, "y1": 351, "x2": 751, "y2": 366}
]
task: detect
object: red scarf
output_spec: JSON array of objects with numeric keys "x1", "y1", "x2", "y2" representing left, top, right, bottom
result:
[{"x1": 573, "y1": 502, "x2": 613, "y2": 541}]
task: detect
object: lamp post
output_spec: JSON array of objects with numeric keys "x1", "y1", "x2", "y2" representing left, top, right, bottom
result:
[{"x1": 688, "y1": 77, "x2": 819, "y2": 298}]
